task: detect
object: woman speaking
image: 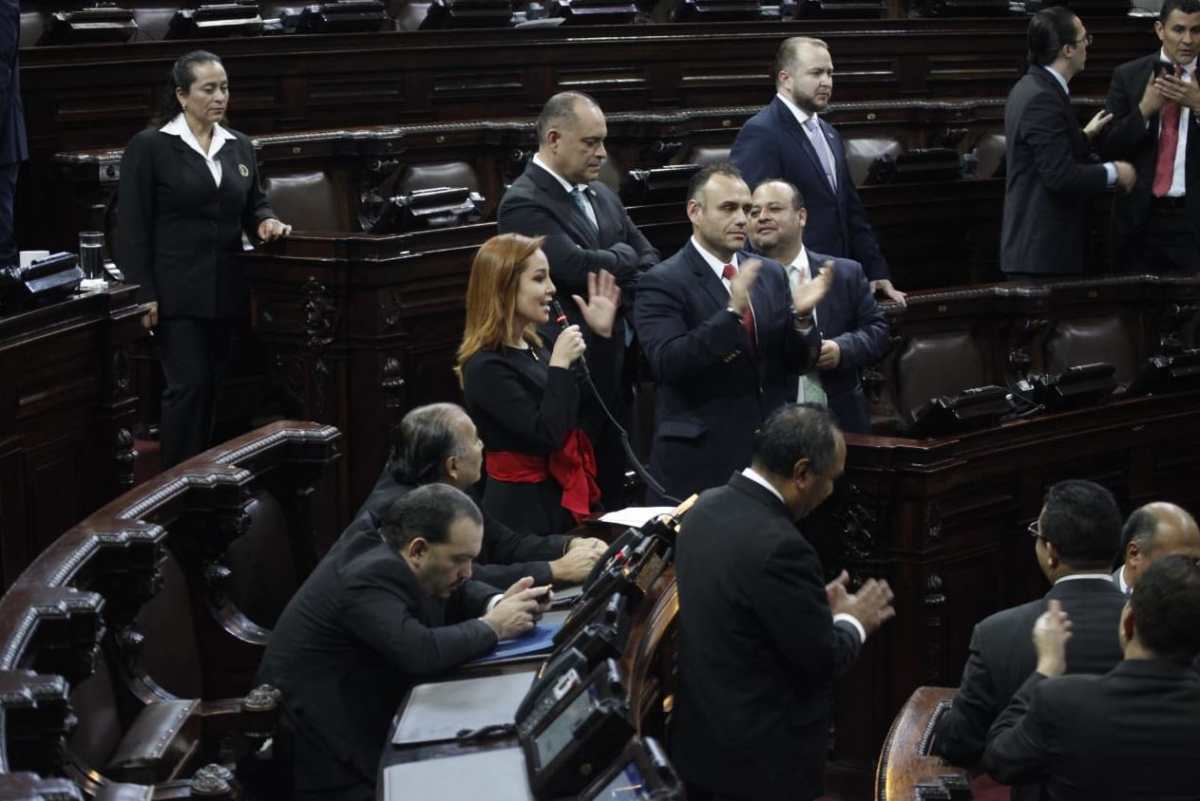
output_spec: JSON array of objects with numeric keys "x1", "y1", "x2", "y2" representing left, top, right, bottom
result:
[
  {"x1": 457, "y1": 233, "x2": 619, "y2": 536},
  {"x1": 118, "y1": 50, "x2": 290, "y2": 468}
]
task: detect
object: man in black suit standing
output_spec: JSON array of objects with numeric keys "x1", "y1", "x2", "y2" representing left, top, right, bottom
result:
[
  {"x1": 342, "y1": 402, "x2": 607, "y2": 588},
  {"x1": 1002, "y1": 7, "x2": 1136, "y2": 278},
  {"x1": 670, "y1": 404, "x2": 895, "y2": 801},
  {"x1": 731, "y1": 37, "x2": 906, "y2": 305},
  {"x1": 1113, "y1": 501, "x2": 1200, "y2": 595},
  {"x1": 1100, "y1": 0, "x2": 1200, "y2": 274},
  {"x1": 0, "y1": 0, "x2": 27, "y2": 267},
  {"x1": 632, "y1": 162, "x2": 831, "y2": 502},
  {"x1": 748, "y1": 179, "x2": 889, "y2": 434},
  {"x1": 933, "y1": 479, "x2": 1127, "y2": 777},
  {"x1": 985, "y1": 555, "x2": 1200, "y2": 800},
  {"x1": 498, "y1": 91, "x2": 660, "y2": 506},
  {"x1": 257, "y1": 484, "x2": 550, "y2": 801}
]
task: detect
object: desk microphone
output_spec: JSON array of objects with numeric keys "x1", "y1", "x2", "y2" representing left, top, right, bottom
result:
[{"x1": 548, "y1": 298, "x2": 679, "y2": 505}]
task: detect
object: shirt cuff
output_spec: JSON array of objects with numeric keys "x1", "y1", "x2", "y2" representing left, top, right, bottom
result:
[
  {"x1": 1103, "y1": 162, "x2": 1117, "y2": 187},
  {"x1": 834, "y1": 612, "x2": 866, "y2": 644},
  {"x1": 486, "y1": 594, "x2": 503, "y2": 613}
]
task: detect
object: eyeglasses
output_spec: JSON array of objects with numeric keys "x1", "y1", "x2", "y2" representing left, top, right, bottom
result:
[
  {"x1": 1027, "y1": 520, "x2": 1043, "y2": 540},
  {"x1": 1073, "y1": 33, "x2": 1094, "y2": 47}
]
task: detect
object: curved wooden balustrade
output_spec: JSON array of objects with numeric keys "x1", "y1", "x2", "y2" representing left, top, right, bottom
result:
[
  {"x1": 874, "y1": 687, "x2": 971, "y2": 801},
  {"x1": 0, "y1": 421, "x2": 341, "y2": 800}
]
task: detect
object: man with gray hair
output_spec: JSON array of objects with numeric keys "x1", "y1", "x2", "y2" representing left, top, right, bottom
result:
[
  {"x1": 731, "y1": 36, "x2": 905, "y2": 305},
  {"x1": 499, "y1": 91, "x2": 660, "y2": 507},
  {"x1": 341, "y1": 402, "x2": 607, "y2": 587},
  {"x1": 1114, "y1": 501, "x2": 1200, "y2": 594}
]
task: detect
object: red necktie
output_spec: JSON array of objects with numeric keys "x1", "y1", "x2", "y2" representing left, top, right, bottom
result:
[
  {"x1": 1152, "y1": 66, "x2": 1183, "y2": 198},
  {"x1": 722, "y1": 263, "x2": 757, "y2": 353}
]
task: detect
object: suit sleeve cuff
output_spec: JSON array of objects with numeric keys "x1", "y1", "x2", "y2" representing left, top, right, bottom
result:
[
  {"x1": 834, "y1": 612, "x2": 866, "y2": 644},
  {"x1": 1103, "y1": 162, "x2": 1117, "y2": 187}
]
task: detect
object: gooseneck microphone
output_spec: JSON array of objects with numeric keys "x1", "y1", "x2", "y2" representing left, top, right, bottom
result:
[{"x1": 549, "y1": 299, "x2": 679, "y2": 505}]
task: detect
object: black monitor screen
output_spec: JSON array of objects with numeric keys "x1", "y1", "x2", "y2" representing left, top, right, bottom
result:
[
  {"x1": 591, "y1": 761, "x2": 650, "y2": 800},
  {"x1": 534, "y1": 686, "x2": 595, "y2": 768}
]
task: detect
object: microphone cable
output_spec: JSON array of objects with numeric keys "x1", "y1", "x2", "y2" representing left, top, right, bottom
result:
[{"x1": 551, "y1": 299, "x2": 681, "y2": 506}]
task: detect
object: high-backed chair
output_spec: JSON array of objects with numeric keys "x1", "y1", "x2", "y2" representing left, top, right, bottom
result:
[
  {"x1": 264, "y1": 171, "x2": 347, "y2": 232},
  {"x1": 845, "y1": 136, "x2": 904, "y2": 187}
]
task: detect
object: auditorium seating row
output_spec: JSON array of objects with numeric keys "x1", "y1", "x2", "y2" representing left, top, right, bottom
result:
[
  {"x1": 14, "y1": 14, "x2": 1156, "y2": 248},
  {"x1": 0, "y1": 422, "x2": 340, "y2": 800}
]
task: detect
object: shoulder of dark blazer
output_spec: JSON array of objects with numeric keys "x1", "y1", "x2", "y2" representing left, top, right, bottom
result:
[
  {"x1": 643, "y1": 243, "x2": 700, "y2": 282},
  {"x1": 339, "y1": 536, "x2": 420, "y2": 596},
  {"x1": 1113, "y1": 52, "x2": 1160, "y2": 84}
]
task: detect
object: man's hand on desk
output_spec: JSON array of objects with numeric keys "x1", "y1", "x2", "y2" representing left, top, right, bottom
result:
[
  {"x1": 826, "y1": 570, "x2": 896, "y2": 638},
  {"x1": 550, "y1": 537, "x2": 607, "y2": 584},
  {"x1": 482, "y1": 577, "x2": 553, "y2": 639}
]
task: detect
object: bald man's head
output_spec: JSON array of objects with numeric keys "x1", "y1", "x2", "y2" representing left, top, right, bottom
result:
[{"x1": 1121, "y1": 502, "x2": 1200, "y2": 590}]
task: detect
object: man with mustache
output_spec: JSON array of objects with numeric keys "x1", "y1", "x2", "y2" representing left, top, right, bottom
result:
[
  {"x1": 257, "y1": 484, "x2": 550, "y2": 801},
  {"x1": 1099, "y1": 0, "x2": 1200, "y2": 274},
  {"x1": 499, "y1": 91, "x2": 660, "y2": 507},
  {"x1": 633, "y1": 162, "x2": 830, "y2": 502},
  {"x1": 731, "y1": 37, "x2": 906, "y2": 306}
]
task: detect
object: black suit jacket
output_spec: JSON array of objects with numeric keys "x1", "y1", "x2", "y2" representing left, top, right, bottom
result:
[
  {"x1": 1100, "y1": 53, "x2": 1200, "y2": 266},
  {"x1": 117, "y1": 126, "x2": 276, "y2": 317},
  {"x1": 343, "y1": 463, "x2": 573, "y2": 588},
  {"x1": 669, "y1": 473, "x2": 861, "y2": 801},
  {"x1": 731, "y1": 97, "x2": 890, "y2": 282},
  {"x1": 0, "y1": 0, "x2": 27, "y2": 167},
  {"x1": 985, "y1": 659, "x2": 1200, "y2": 800},
  {"x1": 497, "y1": 160, "x2": 660, "y2": 332},
  {"x1": 804, "y1": 250, "x2": 889, "y2": 434},
  {"x1": 256, "y1": 529, "x2": 497, "y2": 799},
  {"x1": 632, "y1": 242, "x2": 820, "y2": 503},
  {"x1": 933, "y1": 577, "x2": 1126, "y2": 769},
  {"x1": 1001, "y1": 67, "x2": 1109, "y2": 276}
]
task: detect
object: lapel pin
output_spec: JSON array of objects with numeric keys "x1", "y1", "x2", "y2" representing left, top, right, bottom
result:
[{"x1": 238, "y1": 164, "x2": 250, "y2": 177}]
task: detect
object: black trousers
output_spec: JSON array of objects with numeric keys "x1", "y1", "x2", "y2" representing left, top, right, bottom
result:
[
  {"x1": 0, "y1": 162, "x2": 17, "y2": 264},
  {"x1": 1143, "y1": 204, "x2": 1200, "y2": 274},
  {"x1": 157, "y1": 316, "x2": 236, "y2": 469}
]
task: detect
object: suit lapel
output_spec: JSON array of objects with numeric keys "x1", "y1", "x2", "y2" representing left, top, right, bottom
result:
[
  {"x1": 172, "y1": 136, "x2": 219, "y2": 187},
  {"x1": 773, "y1": 99, "x2": 836, "y2": 201},
  {"x1": 529, "y1": 163, "x2": 599, "y2": 247},
  {"x1": 687, "y1": 241, "x2": 732, "y2": 313}
]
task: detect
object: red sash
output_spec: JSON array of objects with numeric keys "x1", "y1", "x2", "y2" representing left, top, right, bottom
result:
[{"x1": 485, "y1": 429, "x2": 600, "y2": 522}]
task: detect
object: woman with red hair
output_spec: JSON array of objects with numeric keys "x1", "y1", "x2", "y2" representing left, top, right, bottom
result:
[{"x1": 457, "y1": 233, "x2": 619, "y2": 537}]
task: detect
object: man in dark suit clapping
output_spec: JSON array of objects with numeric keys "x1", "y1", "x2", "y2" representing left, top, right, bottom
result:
[
  {"x1": 632, "y1": 162, "x2": 830, "y2": 503},
  {"x1": 748, "y1": 179, "x2": 889, "y2": 434},
  {"x1": 498, "y1": 91, "x2": 660, "y2": 507},
  {"x1": 933, "y1": 479, "x2": 1127, "y2": 785},
  {"x1": 670, "y1": 404, "x2": 895, "y2": 801},
  {"x1": 731, "y1": 37, "x2": 905, "y2": 305},
  {"x1": 1001, "y1": 7, "x2": 1136, "y2": 277},
  {"x1": 0, "y1": 0, "x2": 27, "y2": 267},
  {"x1": 985, "y1": 555, "x2": 1200, "y2": 801},
  {"x1": 1099, "y1": 0, "x2": 1200, "y2": 274}
]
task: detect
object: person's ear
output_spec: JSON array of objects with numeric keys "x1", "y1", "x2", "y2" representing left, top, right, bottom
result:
[
  {"x1": 443, "y1": 454, "x2": 458, "y2": 482},
  {"x1": 1044, "y1": 540, "x2": 1061, "y2": 570},
  {"x1": 797, "y1": 207, "x2": 808, "y2": 228},
  {"x1": 792, "y1": 457, "x2": 812, "y2": 487},
  {"x1": 406, "y1": 537, "x2": 429, "y2": 562},
  {"x1": 686, "y1": 198, "x2": 702, "y2": 225}
]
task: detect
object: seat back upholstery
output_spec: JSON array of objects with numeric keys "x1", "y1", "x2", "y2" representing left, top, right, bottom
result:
[
  {"x1": 686, "y1": 146, "x2": 732, "y2": 167},
  {"x1": 264, "y1": 172, "x2": 346, "y2": 232},
  {"x1": 396, "y1": 161, "x2": 481, "y2": 194},
  {"x1": 845, "y1": 136, "x2": 904, "y2": 187},
  {"x1": 973, "y1": 133, "x2": 1006, "y2": 179},
  {"x1": 1043, "y1": 315, "x2": 1139, "y2": 386},
  {"x1": 894, "y1": 331, "x2": 991, "y2": 424}
]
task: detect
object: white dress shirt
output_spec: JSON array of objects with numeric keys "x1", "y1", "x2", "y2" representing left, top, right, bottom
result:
[
  {"x1": 159, "y1": 113, "x2": 234, "y2": 187},
  {"x1": 690, "y1": 236, "x2": 739, "y2": 291},
  {"x1": 1054, "y1": 572, "x2": 1117, "y2": 584},
  {"x1": 741, "y1": 467, "x2": 866, "y2": 644}
]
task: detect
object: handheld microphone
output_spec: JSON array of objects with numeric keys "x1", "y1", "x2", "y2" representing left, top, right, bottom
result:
[{"x1": 548, "y1": 298, "x2": 679, "y2": 505}]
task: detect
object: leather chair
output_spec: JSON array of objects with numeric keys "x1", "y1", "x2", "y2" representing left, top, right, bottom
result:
[
  {"x1": 397, "y1": 161, "x2": 481, "y2": 194},
  {"x1": 685, "y1": 146, "x2": 732, "y2": 167},
  {"x1": 1043, "y1": 315, "x2": 1138, "y2": 387},
  {"x1": 893, "y1": 331, "x2": 991, "y2": 426},
  {"x1": 264, "y1": 171, "x2": 347, "y2": 233},
  {"x1": 131, "y1": 7, "x2": 178, "y2": 40},
  {"x1": 972, "y1": 133, "x2": 1006, "y2": 180},
  {"x1": 845, "y1": 136, "x2": 904, "y2": 187}
]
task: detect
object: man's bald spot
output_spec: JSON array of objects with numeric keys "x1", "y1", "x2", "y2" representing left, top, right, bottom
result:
[
  {"x1": 536, "y1": 91, "x2": 601, "y2": 144},
  {"x1": 1142, "y1": 502, "x2": 1200, "y2": 553}
]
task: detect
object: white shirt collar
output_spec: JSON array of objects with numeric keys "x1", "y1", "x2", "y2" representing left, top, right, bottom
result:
[
  {"x1": 1054, "y1": 572, "x2": 1116, "y2": 584},
  {"x1": 1160, "y1": 48, "x2": 1197, "y2": 76},
  {"x1": 788, "y1": 246, "x2": 811, "y2": 279},
  {"x1": 741, "y1": 467, "x2": 785, "y2": 504},
  {"x1": 1042, "y1": 65, "x2": 1071, "y2": 96},
  {"x1": 532, "y1": 153, "x2": 587, "y2": 195},
  {"x1": 1116, "y1": 564, "x2": 1130, "y2": 595},
  {"x1": 690, "y1": 236, "x2": 738, "y2": 284},
  {"x1": 777, "y1": 92, "x2": 816, "y2": 129},
  {"x1": 159, "y1": 113, "x2": 233, "y2": 159}
]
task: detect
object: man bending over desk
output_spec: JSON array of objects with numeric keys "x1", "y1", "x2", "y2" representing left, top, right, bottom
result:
[{"x1": 257, "y1": 484, "x2": 550, "y2": 801}]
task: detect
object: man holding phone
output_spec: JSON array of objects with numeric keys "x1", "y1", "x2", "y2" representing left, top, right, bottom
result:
[{"x1": 1100, "y1": 0, "x2": 1200, "y2": 273}]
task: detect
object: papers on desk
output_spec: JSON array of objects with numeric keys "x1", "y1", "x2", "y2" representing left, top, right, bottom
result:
[
  {"x1": 596, "y1": 506, "x2": 675, "y2": 528},
  {"x1": 391, "y1": 672, "x2": 534, "y2": 746},
  {"x1": 383, "y1": 746, "x2": 533, "y2": 801}
]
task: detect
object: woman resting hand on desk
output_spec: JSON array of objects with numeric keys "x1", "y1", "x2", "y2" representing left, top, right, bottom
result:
[
  {"x1": 456, "y1": 233, "x2": 620, "y2": 538},
  {"x1": 117, "y1": 50, "x2": 290, "y2": 469}
]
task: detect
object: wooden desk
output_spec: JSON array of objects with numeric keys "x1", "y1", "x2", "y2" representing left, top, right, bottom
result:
[{"x1": 0, "y1": 285, "x2": 144, "y2": 587}]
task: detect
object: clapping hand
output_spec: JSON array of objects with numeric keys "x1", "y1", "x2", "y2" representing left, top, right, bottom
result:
[
  {"x1": 573, "y1": 269, "x2": 620, "y2": 339},
  {"x1": 1032, "y1": 599, "x2": 1072, "y2": 678},
  {"x1": 793, "y1": 261, "x2": 833, "y2": 315}
]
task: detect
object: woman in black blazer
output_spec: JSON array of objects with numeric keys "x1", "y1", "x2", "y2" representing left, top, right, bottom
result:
[
  {"x1": 456, "y1": 233, "x2": 619, "y2": 537},
  {"x1": 118, "y1": 50, "x2": 290, "y2": 468}
]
